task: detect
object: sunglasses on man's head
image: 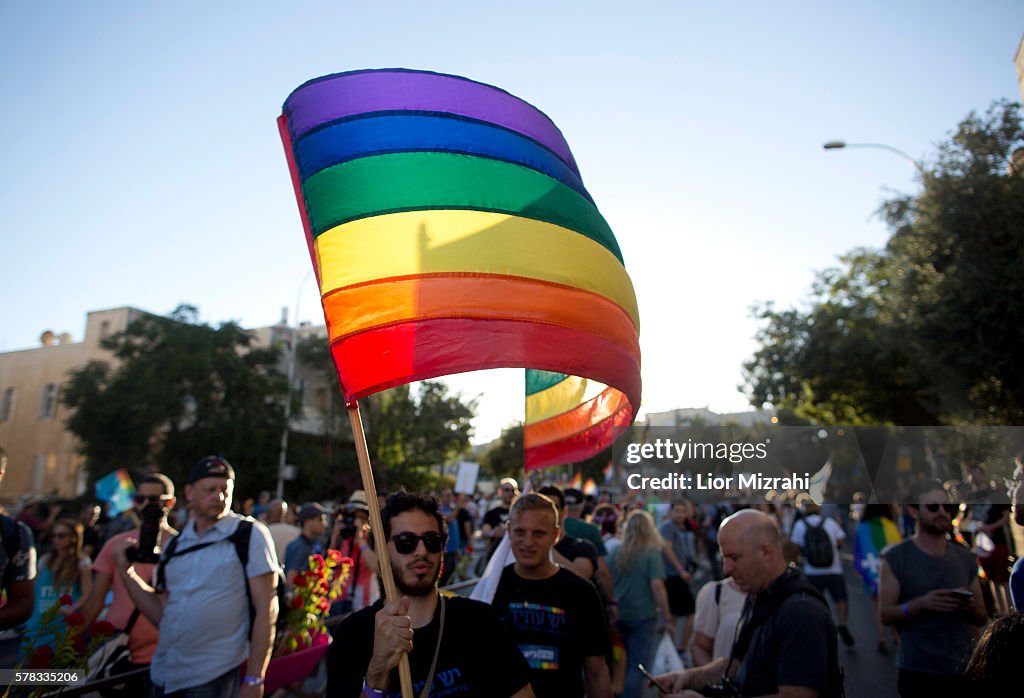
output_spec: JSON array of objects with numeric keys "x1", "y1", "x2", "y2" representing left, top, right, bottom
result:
[
  {"x1": 133, "y1": 494, "x2": 171, "y2": 505},
  {"x1": 390, "y1": 532, "x2": 447, "y2": 554},
  {"x1": 921, "y1": 503, "x2": 958, "y2": 515}
]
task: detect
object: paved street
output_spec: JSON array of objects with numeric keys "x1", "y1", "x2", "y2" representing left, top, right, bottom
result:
[{"x1": 835, "y1": 556, "x2": 899, "y2": 698}]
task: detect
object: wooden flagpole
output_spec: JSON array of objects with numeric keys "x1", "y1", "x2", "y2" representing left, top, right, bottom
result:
[{"x1": 347, "y1": 401, "x2": 414, "y2": 698}]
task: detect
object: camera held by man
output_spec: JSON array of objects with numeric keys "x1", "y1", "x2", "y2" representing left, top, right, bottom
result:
[{"x1": 126, "y1": 493, "x2": 174, "y2": 563}]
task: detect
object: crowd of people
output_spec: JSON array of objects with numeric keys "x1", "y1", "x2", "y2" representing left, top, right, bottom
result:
[{"x1": 1, "y1": 443, "x2": 1024, "y2": 697}]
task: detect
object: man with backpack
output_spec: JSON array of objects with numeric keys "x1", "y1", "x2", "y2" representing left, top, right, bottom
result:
[
  {"x1": 112, "y1": 456, "x2": 280, "y2": 697},
  {"x1": 656, "y1": 510, "x2": 844, "y2": 698},
  {"x1": 0, "y1": 446, "x2": 37, "y2": 669},
  {"x1": 790, "y1": 499, "x2": 854, "y2": 647}
]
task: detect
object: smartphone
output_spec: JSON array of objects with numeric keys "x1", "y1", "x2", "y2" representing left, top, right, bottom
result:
[
  {"x1": 950, "y1": 588, "x2": 974, "y2": 599},
  {"x1": 637, "y1": 664, "x2": 670, "y2": 694}
]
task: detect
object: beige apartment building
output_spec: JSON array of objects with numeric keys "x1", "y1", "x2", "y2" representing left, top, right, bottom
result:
[
  {"x1": 0, "y1": 307, "x2": 145, "y2": 503},
  {"x1": 0, "y1": 307, "x2": 330, "y2": 506}
]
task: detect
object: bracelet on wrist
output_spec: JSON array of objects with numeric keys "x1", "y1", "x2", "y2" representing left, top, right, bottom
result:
[
  {"x1": 901, "y1": 602, "x2": 911, "y2": 619},
  {"x1": 362, "y1": 679, "x2": 387, "y2": 698},
  {"x1": 241, "y1": 675, "x2": 264, "y2": 686}
]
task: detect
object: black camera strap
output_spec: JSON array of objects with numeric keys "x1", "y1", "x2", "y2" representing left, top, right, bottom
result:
[
  {"x1": 123, "y1": 609, "x2": 141, "y2": 633},
  {"x1": 722, "y1": 594, "x2": 755, "y2": 684}
]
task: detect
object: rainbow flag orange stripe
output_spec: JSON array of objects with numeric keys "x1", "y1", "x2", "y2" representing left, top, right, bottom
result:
[{"x1": 278, "y1": 69, "x2": 641, "y2": 452}]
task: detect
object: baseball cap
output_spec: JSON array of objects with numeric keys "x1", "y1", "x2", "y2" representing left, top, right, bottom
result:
[
  {"x1": 296, "y1": 502, "x2": 330, "y2": 522},
  {"x1": 187, "y1": 456, "x2": 235, "y2": 484},
  {"x1": 563, "y1": 488, "x2": 584, "y2": 506}
]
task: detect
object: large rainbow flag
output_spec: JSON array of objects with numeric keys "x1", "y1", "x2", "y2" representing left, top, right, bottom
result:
[{"x1": 278, "y1": 69, "x2": 641, "y2": 452}]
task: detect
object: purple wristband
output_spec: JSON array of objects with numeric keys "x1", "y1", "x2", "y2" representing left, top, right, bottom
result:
[{"x1": 362, "y1": 680, "x2": 386, "y2": 698}]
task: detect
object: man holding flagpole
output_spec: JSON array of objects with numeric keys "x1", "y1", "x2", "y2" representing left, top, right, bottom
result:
[{"x1": 328, "y1": 491, "x2": 534, "y2": 698}]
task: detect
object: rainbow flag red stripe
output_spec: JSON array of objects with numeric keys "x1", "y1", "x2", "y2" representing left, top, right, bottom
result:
[{"x1": 278, "y1": 69, "x2": 641, "y2": 455}]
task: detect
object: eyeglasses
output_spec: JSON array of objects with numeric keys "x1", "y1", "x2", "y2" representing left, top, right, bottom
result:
[
  {"x1": 51, "y1": 532, "x2": 71, "y2": 540},
  {"x1": 390, "y1": 532, "x2": 447, "y2": 554},
  {"x1": 133, "y1": 494, "x2": 171, "y2": 505},
  {"x1": 921, "y1": 503, "x2": 958, "y2": 515}
]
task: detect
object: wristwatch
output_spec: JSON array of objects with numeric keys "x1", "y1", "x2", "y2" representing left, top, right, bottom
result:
[
  {"x1": 362, "y1": 679, "x2": 387, "y2": 697},
  {"x1": 242, "y1": 675, "x2": 264, "y2": 686}
]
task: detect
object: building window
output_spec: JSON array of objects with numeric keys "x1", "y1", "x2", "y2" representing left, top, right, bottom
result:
[
  {"x1": 0, "y1": 388, "x2": 13, "y2": 422},
  {"x1": 32, "y1": 454, "x2": 47, "y2": 491},
  {"x1": 100, "y1": 320, "x2": 111, "y2": 339},
  {"x1": 39, "y1": 383, "x2": 58, "y2": 419}
]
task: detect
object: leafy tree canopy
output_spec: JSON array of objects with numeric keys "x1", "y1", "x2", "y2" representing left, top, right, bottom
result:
[
  {"x1": 743, "y1": 100, "x2": 1024, "y2": 425},
  {"x1": 360, "y1": 381, "x2": 476, "y2": 492},
  {"x1": 63, "y1": 305, "x2": 288, "y2": 493},
  {"x1": 480, "y1": 423, "x2": 523, "y2": 482}
]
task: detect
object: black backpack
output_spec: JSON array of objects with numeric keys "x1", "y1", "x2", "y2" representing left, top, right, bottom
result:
[
  {"x1": 803, "y1": 517, "x2": 835, "y2": 568},
  {"x1": 156, "y1": 518, "x2": 287, "y2": 637}
]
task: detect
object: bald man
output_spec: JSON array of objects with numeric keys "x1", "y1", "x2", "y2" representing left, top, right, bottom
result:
[
  {"x1": 266, "y1": 499, "x2": 300, "y2": 563},
  {"x1": 655, "y1": 510, "x2": 843, "y2": 698}
]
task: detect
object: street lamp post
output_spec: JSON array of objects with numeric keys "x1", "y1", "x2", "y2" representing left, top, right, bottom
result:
[
  {"x1": 276, "y1": 270, "x2": 314, "y2": 500},
  {"x1": 823, "y1": 140, "x2": 926, "y2": 178}
]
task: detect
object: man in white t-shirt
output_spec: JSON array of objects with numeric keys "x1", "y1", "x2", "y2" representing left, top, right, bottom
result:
[
  {"x1": 689, "y1": 577, "x2": 747, "y2": 665},
  {"x1": 791, "y1": 500, "x2": 854, "y2": 646}
]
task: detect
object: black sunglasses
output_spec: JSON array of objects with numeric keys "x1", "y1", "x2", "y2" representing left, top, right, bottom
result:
[
  {"x1": 390, "y1": 532, "x2": 447, "y2": 554},
  {"x1": 921, "y1": 503, "x2": 958, "y2": 515},
  {"x1": 134, "y1": 494, "x2": 171, "y2": 505}
]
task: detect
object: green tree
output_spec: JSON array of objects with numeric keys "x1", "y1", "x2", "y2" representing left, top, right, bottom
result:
[
  {"x1": 743, "y1": 100, "x2": 1024, "y2": 425},
  {"x1": 480, "y1": 423, "x2": 524, "y2": 482},
  {"x1": 361, "y1": 381, "x2": 476, "y2": 492},
  {"x1": 63, "y1": 305, "x2": 288, "y2": 494}
]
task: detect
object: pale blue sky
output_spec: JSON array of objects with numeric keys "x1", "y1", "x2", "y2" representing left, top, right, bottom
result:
[{"x1": 2, "y1": 1, "x2": 1021, "y2": 443}]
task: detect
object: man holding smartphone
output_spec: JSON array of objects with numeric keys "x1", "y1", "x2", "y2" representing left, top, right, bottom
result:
[{"x1": 878, "y1": 479, "x2": 988, "y2": 698}]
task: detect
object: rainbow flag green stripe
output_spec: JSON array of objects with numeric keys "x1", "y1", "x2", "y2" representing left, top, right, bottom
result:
[
  {"x1": 302, "y1": 151, "x2": 623, "y2": 263},
  {"x1": 527, "y1": 370, "x2": 569, "y2": 396}
]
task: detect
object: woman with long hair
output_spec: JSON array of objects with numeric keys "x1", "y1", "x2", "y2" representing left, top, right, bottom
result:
[
  {"x1": 609, "y1": 509, "x2": 672, "y2": 698},
  {"x1": 23, "y1": 518, "x2": 93, "y2": 646}
]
